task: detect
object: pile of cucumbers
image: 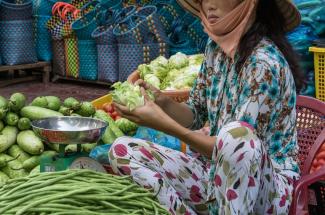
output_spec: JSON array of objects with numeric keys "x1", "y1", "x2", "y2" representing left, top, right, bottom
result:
[{"x1": 0, "y1": 93, "x2": 98, "y2": 185}]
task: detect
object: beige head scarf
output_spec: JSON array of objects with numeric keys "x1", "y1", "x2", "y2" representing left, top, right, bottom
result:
[{"x1": 200, "y1": 0, "x2": 258, "y2": 59}]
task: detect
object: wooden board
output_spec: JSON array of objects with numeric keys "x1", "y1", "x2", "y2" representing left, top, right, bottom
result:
[
  {"x1": 52, "y1": 75, "x2": 112, "y2": 87},
  {"x1": 0, "y1": 62, "x2": 51, "y2": 87}
]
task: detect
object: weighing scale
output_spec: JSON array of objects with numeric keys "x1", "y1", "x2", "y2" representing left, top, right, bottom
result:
[{"x1": 31, "y1": 116, "x2": 107, "y2": 173}]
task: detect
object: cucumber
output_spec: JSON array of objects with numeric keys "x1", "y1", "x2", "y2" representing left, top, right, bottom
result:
[
  {"x1": 94, "y1": 110, "x2": 124, "y2": 137},
  {"x1": 58, "y1": 106, "x2": 72, "y2": 116},
  {"x1": 102, "y1": 127, "x2": 117, "y2": 144},
  {"x1": 17, "y1": 117, "x2": 31, "y2": 130},
  {"x1": 0, "y1": 153, "x2": 15, "y2": 168},
  {"x1": 31, "y1": 96, "x2": 48, "y2": 108},
  {"x1": 22, "y1": 155, "x2": 40, "y2": 170},
  {"x1": 1, "y1": 157, "x2": 28, "y2": 179},
  {"x1": 63, "y1": 97, "x2": 80, "y2": 110},
  {"x1": 0, "y1": 126, "x2": 19, "y2": 153},
  {"x1": 45, "y1": 96, "x2": 61, "y2": 111},
  {"x1": 23, "y1": 150, "x2": 57, "y2": 170},
  {"x1": 82, "y1": 143, "x2": 97, "y2": 153},
  {"x1": 17, "y1": 130, "x2": 44, "y2": 155},
  {"x1": 0, "y1": 120, "x2": 4, "y2": 132},
  {"x1": 20, "y1": 106, "x2": 63, "y2": 120},
  {"x1": 5, "y1": 112, "x2": 19, "y2": 126},
  {"x1": 75, "y1": 102, "x2": 96, "y2": 117},
  {"x1": 0, "y1": 171, "x2": 9, "y2": 185},
  {"x1": 46, "y1": 142, "x2": 60, "y2": 152},
  {"x1": 9, "y1": 93, "x2": 26, "y2": 112},
  {"x1": 0, "y1": 96, "x2": 8, "y2": 120},
  {"x1": 29, "y1": 165, "x2": 40, "y2": 175},
  {"x1": 0, "y1": 157, "x2": 6, "y2": 168},
  {"x1": 8, "y1": 145, "x2": 31, "y2": 163},
  {"x1": 65, "y1": 144, "x2": 77, "y2": 153}
]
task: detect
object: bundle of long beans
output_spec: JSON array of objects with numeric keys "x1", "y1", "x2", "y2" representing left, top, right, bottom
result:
[{"x1": 0, "y1": 169, "x2": 170, "y2": 215}]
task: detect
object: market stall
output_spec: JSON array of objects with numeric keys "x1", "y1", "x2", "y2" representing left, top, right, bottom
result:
[{"x1": 0, "y1": 0, "x2": 325, "y2": 214}]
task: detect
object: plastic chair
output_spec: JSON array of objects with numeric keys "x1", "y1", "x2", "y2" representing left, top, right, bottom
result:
[{"x1": 290, "y1": 95, "x2": 325, "y2": 215}]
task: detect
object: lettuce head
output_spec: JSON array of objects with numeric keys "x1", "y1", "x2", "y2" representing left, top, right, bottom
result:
[{"x1": 168, "y1": 52, "x2": 189, "y2": 69}]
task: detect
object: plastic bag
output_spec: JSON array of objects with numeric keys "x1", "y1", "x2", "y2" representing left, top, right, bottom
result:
[
  {"x1": 89, "y1": 144, "x2": 112, "y2": 164},
  {"x1": 133, "y1": 126, "x2": 183, "y2": 151}
]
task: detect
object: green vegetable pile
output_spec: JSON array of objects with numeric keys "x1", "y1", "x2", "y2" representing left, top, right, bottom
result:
[
  {"x1": 0, "y1": 93, "x2": 99, "y2": 185},
  {"x1": 0, "y1": 169, "x2": 170, "y2": 215},
  {"x1": 138, "y1": 52, "x2": 204, "y2": 90}
]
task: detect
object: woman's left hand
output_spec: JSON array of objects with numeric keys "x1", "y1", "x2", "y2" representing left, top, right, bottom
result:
[{"x1": 113, "y1": 87, "x2": 174, "y2": 132}]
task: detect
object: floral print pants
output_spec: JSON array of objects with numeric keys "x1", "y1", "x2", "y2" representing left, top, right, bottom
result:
[{"x1": 108, "y1": 121, "x2": 297, "y2": 215}]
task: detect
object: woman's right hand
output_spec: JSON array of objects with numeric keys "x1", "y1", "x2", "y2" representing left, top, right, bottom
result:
[{"x1": 135, "y1": 79, "x2": 169, "y2": 108}]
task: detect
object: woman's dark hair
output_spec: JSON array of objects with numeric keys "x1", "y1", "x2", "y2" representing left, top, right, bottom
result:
[{"x1": 236, "y1": 0, "x2": 304, "y2": 91}]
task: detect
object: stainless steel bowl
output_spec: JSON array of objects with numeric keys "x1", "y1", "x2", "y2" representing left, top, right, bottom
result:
[{"x1": 31, "y1": 117, "x2": 107, "y2": 145}]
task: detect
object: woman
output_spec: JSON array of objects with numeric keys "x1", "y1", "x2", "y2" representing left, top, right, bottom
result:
[{"x1": 109, "y1": 0, "x2": 304, "y2": 214}]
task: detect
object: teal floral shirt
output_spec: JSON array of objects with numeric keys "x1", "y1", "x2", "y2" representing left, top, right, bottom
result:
[{"x1": 187, "y1": 38, "x2": 300, "y2": 176}]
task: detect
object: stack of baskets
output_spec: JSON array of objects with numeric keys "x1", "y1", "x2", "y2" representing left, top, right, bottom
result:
[
  {"x1": 0, "y1": 0, "x2": 37, "y2": 65},
  {"x1": 112, "y1": 5, "x2": 170, "y2": 81}
]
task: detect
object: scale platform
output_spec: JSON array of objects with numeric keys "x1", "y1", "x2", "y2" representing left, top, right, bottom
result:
[{"x1": 32, "y1": 116, "x2": 108, "y2": 173}]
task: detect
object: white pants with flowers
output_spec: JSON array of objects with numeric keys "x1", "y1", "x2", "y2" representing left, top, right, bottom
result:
[{"x1": 108, "y1": 121, "x2": 299, "y2": 215}]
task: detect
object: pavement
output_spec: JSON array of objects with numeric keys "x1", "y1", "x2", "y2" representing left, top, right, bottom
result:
[{"x1": 0, "y1": 79, "x2": 110, "y2": 103}]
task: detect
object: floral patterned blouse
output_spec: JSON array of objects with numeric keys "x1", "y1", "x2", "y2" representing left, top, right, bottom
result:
[{"x1": 187, "y1": 38, "x2": 300, "y2": 177}]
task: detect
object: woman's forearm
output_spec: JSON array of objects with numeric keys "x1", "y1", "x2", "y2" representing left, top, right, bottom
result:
[
  {"x1": 162, "y1": 116, "x2": 216, "y2": 158},
  {"x1": 157, "y1": 96, "x2": 195, "y2": 128}
]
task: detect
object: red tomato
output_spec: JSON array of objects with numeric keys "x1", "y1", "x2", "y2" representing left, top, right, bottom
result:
[
  {"x1": 321, "y1": 143, "x2": 325, "y2": 151},
  {"x1": 115, "y1": 116, "x2": 122, "y2": 120},
  {"x1": 316, "y1": 151, "x2": 325, "y2": 160},
  {"x1": 111, "y1": 111, "x2": 118, "y2": 118},
  {"x1": 103, "y1": 103, "x2": 114, "y2": 113},
  {"x1": 318, "y1": 158, "x2": 325, "y2": 167}
]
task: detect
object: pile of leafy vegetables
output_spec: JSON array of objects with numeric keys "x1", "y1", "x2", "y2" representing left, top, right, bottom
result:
[{"x1": 137, "y1": 52, "x2": 204, "y2": 90}]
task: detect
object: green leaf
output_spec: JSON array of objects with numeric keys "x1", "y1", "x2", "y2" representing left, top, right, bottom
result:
[
  {"x1": 265, "y1": 174, "x2": 271, "y2": 182},
  {"x1": 223, "y1": 160, "x2": 230, "y2": 175},
  {"x1": 108, "y1": 149, "x2": 115, "y2": 161},
  {"x1": 228, "y1": 127, "x2": 248, "y2": 139},
  {"x1": 152, "y1": 151, "x2": 164, "y2": 166},
  {"x1": 195, "y1": 204, "x2": 208, "y2": 211},
  {"x1": 233, "y1": 142, "x2": 245, "y2": 153},
  {"x1": 116, "y1": 158, "x2": 130, "y2": 165}
]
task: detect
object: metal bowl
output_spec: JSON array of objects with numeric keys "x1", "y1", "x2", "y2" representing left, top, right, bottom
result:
[{"x1": 31, "y1": 117, "x2": 107, "y2": 145}]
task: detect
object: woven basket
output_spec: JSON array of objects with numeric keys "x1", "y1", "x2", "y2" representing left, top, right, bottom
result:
[
  {"x1": 118, "y1": 42, "x2": 169, "y2": 81},
  {"x1": 78, "y1": 39, "x2": 98, "y2": 80},
  {"x1": 34, "y1": 15, "x2": 52, "y2": 61},
  {"x1": 52, "y1": 39, "x2": 66, "y2": 76},
  {"x1": 113, "y1": 5, "x2": 168, "y2": 44},
  {"x1": 0, "y1": 19, "x2": 37, "y2": 65},
  {"x1": 64, "y1": 35, "x2": 79, "y2": 78},
  {"x1": 71, "y1": 8, "x2": 102, "y2": 40},
  {"x1": 97, "y1": 44, "x2": 118, "y2": 82},
  {"x1": 127, "y1": 70, "x2": 190, "y2": 103},
  {"x1": 0, "y1": 0, "x2": 33, "y2": 21},
  {"x1": 33, "y1": 0, "x2": 69, "y2": 16},
  {"x1": 100, "y1": 0, "x2": 122, "y2": 10},
  {"x1": 156, "y1": 0, "x2": 186, "y2": 34}
]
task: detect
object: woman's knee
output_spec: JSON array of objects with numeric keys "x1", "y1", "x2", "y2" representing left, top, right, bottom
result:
[{"x1": 216, "y1": 121, "x2": 262, "y2": 167}]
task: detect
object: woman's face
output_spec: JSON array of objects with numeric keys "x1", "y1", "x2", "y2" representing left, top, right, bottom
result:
[{"x1": 201, "y1": 0, "x2": 243, "y2": 24}]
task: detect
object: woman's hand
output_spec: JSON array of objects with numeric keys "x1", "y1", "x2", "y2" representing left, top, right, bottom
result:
[
  {"x1": 135, "y1": 79, "x2": 169, "y2": 108},
  {"x1": 113, "y1": 87, "x2": 175, "y2": 132}
]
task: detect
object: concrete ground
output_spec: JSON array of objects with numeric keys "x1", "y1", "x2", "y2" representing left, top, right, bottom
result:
[{"x1": 0, "y1": 78, "x2": 109, "y2": 103}]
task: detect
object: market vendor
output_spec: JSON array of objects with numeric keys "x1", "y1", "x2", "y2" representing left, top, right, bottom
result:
[{"x1": 109, "y1": 0, "x2": 304, "y2": 214}]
